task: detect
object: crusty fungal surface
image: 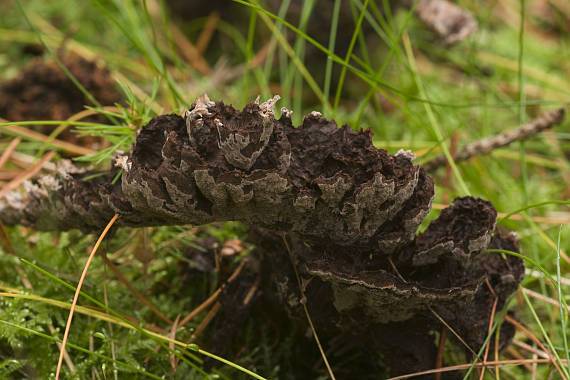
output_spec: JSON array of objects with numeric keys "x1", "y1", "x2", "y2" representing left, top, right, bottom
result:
[
  {"x1": 0, "y1": 95, "x2": 435, "y2": 254},
  {"x1": 0, "y1": 96, "x2": 525, "y2": 376},
  {"x1": 254, "y1": 199, "x2": 524, "y2": 376}
]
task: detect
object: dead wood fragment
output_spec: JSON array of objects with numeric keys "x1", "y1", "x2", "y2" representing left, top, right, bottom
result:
[
  {"x1": 411, "y1": 0, "x2": 478, "y2": 45},
  {"x1": 424, "y1": 108, "x2": 566, "y2": 171},
  {"x1": 0, "y1": 95, "x2": 525, "y2": 376},
  {"x1": 0, "y1": 95, "x2": 434, "y2": 255}
]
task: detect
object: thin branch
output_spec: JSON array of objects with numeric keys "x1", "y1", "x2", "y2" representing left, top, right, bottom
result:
[
  {"x1": 0, "y1": 138, "x2": 21, "y2": 169},
  {"x1": 424, "y1": 108, "x2": 565, "y2": 171}
]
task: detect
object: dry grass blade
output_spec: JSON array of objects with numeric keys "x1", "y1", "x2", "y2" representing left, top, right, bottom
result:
[
  {"x1": 0, "y1": 138, "x2": 21, "y2": 169},
  {"x1": 148, "y1": 260, "x2": 246, "y2": 359},
  {"x1": 175, "y1": 302, "x2": 222, "y2": 367},
  {"x1": 0, "y1": 151, "x2": 55, "y2": 198},
  {"x1": 196, "y1": 11, "x2": 220, "y2": 55},
  {"x1": 523, "y1": 287, "x2": 570, "y2": 312},
  {"x1": 386, "y1": 358, "x2": 570, "y2": 380},
  {"x1": 504, "y1": 314, "x2": 567, "y2": 379},
  {"x1": 506, "y1": 345, "x2": 534, "y2": 372},
  {"x1": 102, "y1": 259, "x2": 119, "y2": 380},
  {"x1": 179, "y1": 260, "x2": 245, "y2": 329},
  {"x1": 48, "y1": 324, "x2": 76, "y2": 375},
  {"x1": 55, "y1": 213, "x2": 119, "y2": 380},
  {"x1": 186, "y1": 302, "x2": 221, "y2": 344},
  {"x1": 429, "y1": 306, "x2": 476, "y2": 356},
  {"x1": 169, "y1": 314, "x2": 181, "y2": 373},
  {"x1": 7, "y1": 151, "x2": 56, "y2": 171},
  {"x1": 0, "y1": 121, "x2": 96, "y2": 156},
  {"x1": 513, "y1": 339, "x2": 549, "y2": 359},
  {"x1": 479, "y1": 278, "x2": 499, "y2": 380},
  {"x1": 169, "y1": 23, "x2": 211, "y2": 75},
  {"x1": 434, "y1": 328, "x2": 447, "y2": 380},
  {"x1": 424, "y1": 108, "x2": 566, "y2": 171}
]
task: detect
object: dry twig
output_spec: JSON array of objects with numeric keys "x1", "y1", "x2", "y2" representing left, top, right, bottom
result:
[{"x1": 424, "y1": 108, "x2": 565, "y2": 171}]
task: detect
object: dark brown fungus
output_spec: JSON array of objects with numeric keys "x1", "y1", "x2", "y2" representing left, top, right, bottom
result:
[{"x1": 0, "y1": 95, "x2": 524, "y2": 377}]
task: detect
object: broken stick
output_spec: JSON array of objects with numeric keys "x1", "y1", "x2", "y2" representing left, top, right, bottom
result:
[{"x1": 424, "y1": 108, "x2": 566, "y2": 171}]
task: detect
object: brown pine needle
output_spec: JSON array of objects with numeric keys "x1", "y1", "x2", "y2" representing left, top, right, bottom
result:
[
  {"x1": 242, "y1": 278, "x2": 259, "y2": 306},
  {"x1": 513, "y1": 340, "x2": 549, "y2": 359},
  {"x1": 386, "y1": 358, "x2": 570, "y2": 380},
  {"x1": 479, "y1": 278, "x2": 499, "y2": 380},
  {"x1": 0, "y1": 170, "x2": 24, "y2": 180},
  {"x1": 48, "y1": 324, "x2": 76, "y2": 375},
  {"x1": 169, "y1": 23, "x2": 211, "y2": 75},
  {"x1": 100, "y1": 253, "x2": 173, "y2": 325},
  {"x1": 196, "y1": 11, "x2": 220, "y2": 55},
  {"x1": 0, "y1": 151, "x2": 55, "y2": 198},
  {"x1": 169, "y1": 314, "x2": 181, "y2": 373},
  {"x1": 0, "y1": 138, "x2": 21, "y2": 169},
  {"x1": 147, "y1": 259, "x2": 247, "y2": 361},
  {"x1": 434, "y1": 328, "x2": 447, "y2": 380},
  {"x1": 424, "y1": 108, "x2": 566, "y2": 171},
  {"x1": 55, "y1": 213, "x2": 119, "y2": 380},
  {"x1": 187, "y1": 302, "x2": 221, "y2": 344},
  {"x1": 102, "y1": 259, "x2": 119, "y2": 380},
  {"x1": 504, "y1": 314, "x2": 566, "y2": 379},
  {"x1": 179, "y1": 260, "x2": 245, "y2": 329},
  {"x1": 429, "y1": 306, "x2": 476, "y2": 356},
  {"x1": 180, "y1": 288, "x2": 222, "y2": 329},
  {"x1": 0, "y1": 121, "x2": 96, "y2": 156},
  {"x1": 506, "y1": 346, "x2": 534, "y2": 372}
]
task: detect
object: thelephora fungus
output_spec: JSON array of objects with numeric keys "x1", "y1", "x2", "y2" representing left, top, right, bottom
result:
[{"x1": 0, "y1": 95, "x2": 525, "y2": 376}]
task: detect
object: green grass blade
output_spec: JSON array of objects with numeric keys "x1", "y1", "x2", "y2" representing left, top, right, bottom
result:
[
  {"x1": 521, "y1": 289, "x2": 570, "y2": 379},
  {"x1": 323, "y1": 0, "x2": 342, "y2": 115},
  {"x1": 498, "y1": 201, "x2": 570, "y2": 224},
  {"x1": 402, "y1": 33, "x2": 470, "y2": 196},
  {"x1": 332, "y1": 0, "x2": 369, "y2": 113},
  {"x1": 18, "y1": 259, "x2": 207, "y2": 376},
  {"x1": 556, "y1": 226, "x2": 570, "y2": 374}
]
